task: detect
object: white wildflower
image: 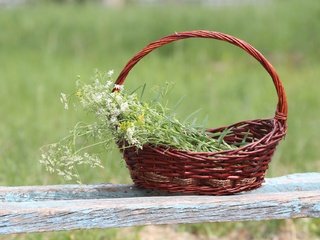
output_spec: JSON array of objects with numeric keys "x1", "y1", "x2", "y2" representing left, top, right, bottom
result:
[
  {"x1": 60, "y1": 93, "x2": 69, "y2": 110},
  {"x1": 110, "y1": 116, "x2": 118, "y2": 124},
  {"x1": 106, "y1": 98, "x2": 112, "y2": 107},
  {"x1": 60, "y1": 93, "x2": 67, "y2": 103},
  {"x1": 65, "y1": 174, "x2": 73, "y2": 181},
  {"x1": 107, "y1": 70, "x2": 114, "y2": 77},
  {"x1": 114, "y1": 94, "x2": 123, "y2": 104},
  {"x1": 126, "y1": 126, "x2": 140, "y2": 145},
  {"x1": 120, "y1": 102, "x2": 129, "y2": 112},
  {"x1": 47, "y1": 166, "x2": 54, "y2": 173},
  {"x1": 115, "y1": 109, "x2": 121, "y2": 116},
  {"x1": 96, "y1": 108, "x2": 107, "y2": 117},
  {"x1": 105, "y1": 80, "x2": 113, "y2": 88},
  {"x1": 92, "y1": 93, "x2": 103, "y2": 103},
  {"x1": 127, "y1": 126, "x2": 134, "y2": 137},
  {"x1": 57, "y1": 170, "x2": 65, "y2": 176}
]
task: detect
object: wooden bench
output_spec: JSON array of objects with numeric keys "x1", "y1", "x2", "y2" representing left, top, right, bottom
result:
[{"x1": 0, "y1": 172, "x2": 319, "y2": 235}]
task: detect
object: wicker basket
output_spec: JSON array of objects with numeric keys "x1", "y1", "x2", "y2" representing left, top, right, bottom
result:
[{"x1": 114, "y1": 30, "x2": 288, "y2": 195}]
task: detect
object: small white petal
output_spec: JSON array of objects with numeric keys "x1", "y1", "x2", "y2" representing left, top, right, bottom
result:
[
  {"x1": 60, "y1": 93, "x2": 67, "y2": 102},
  {"x1": 107, "y1": 70, "x2": 114, "y2": 77}
]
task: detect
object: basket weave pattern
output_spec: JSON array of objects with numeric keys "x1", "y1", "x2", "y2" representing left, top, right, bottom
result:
[{"x1": 114, "y1": 31, "x2": 288, "y2": 195}]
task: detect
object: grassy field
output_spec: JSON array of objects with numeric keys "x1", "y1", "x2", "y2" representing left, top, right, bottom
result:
[{"x1": 0, "y1": 1, "x2": 320, "y2": 239}]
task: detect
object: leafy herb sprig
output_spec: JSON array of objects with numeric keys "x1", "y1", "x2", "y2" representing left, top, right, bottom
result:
[{"x1": 40, "y1": 70, "x2": 236, "y2": 182}]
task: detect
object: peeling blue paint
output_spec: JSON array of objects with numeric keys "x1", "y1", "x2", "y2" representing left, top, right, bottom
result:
[
  {"x1": 290, "y1": 199, "x2": 302, "y2": 215},
  {"x1": 4, "y1": 193, "x2": 19, "y2": 202},
  {"x1": 312, "y1": 203, "x2": 320, "y2": 213},
  {"x1": 0, "y1": 173, "x2": 320, "y2": 234}
]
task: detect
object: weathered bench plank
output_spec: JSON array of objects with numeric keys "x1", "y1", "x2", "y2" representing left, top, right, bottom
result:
[
  {"x1": 1, "y1": 173, "x2": 319, "y2": 202},
  {"x1": 0, "y1": 173, "x2": 319, "y2": 234}
]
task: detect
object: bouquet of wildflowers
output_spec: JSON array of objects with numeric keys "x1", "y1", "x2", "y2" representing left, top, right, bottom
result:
[{"x1": 40, "y1": 70, "x2": 236, "y2": 182}]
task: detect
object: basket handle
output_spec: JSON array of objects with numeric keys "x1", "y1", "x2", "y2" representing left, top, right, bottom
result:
[{"x1": 114, "y1": 30, "x2": 287, "y2": 122}]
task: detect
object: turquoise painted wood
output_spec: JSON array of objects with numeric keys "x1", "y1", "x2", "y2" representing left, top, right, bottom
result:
[{"x1": 0, "y1": 173, "x2": 319, "y2": 234}]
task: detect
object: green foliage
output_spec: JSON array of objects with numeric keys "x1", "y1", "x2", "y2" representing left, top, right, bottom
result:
[
  {"x1": 40, "y1": 71, "x2": 237, "y2": 182},
  {"x1": 0, "y1": 1, "x2": 320, "y2": 239}
]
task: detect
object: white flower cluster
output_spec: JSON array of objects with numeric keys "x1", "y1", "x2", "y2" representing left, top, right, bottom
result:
[
  {"x1": 60, "y1": 93, "x2": 68, "y2": 110},
  {"x1": 125, "y1": 126, "x2": 139, "y2": 145},
  {"x1": 40, "y1": 143, "x2": 103, "y2": 183},
  {"x1": 76, "y1": 72, "x2": 142, "y2": 147},
  {"x1": 41, "y1": 69, "x2": 238, "y2": 183},
  {"x1": 40, "y1": 70, "x2": 146, "y2": 182}
]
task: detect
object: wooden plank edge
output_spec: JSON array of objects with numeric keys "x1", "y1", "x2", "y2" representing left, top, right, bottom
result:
[
  {"x1": 0, "y1": 190, "x2": 319, "y2": 234},
  {"x1": 0, "y1": 173, "x2": 320, "y2": 202}
]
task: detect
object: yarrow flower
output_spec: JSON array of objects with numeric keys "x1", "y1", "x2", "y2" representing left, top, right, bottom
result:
[
  {"x1": 120, "y1": 102, "x2": 129, "y2": 112},
  {"x1": 60, "y1": 93, "x2": 69, "y2": 110},
  {"x1": 126, "y1": 126, "x2": 138, "y2": 145},
  {"x1": 107, "y1": 69, "x2": 114, "y2": 77}
]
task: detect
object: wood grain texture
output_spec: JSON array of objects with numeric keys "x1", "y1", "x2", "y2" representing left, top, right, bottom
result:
[
  {"x1": 1, "y1": 173, "x2": 319, "y2": 202},
  {"x1": 0, "y1": 173, "x2": 319, "y2": 234}
]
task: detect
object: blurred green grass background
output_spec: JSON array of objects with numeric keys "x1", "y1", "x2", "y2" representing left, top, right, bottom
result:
[{"x1": 0, "y1": 0, "x2": 320, "y2": 239}]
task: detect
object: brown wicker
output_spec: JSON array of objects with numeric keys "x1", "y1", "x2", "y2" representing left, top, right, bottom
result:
[{"x1": 114, "y1": 30, "x2": 288, "y2": 195}]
